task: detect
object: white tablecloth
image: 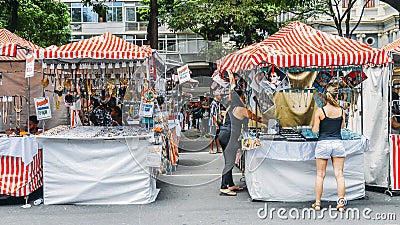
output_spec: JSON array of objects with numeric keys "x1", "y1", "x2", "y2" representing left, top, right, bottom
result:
[
  {"x1": 0, "y1": 136, "x2": 39, "y2": 164},
  {"x1": 36, "y1": 135, "x2": 159, "y2": 205},
  {"x1": 245, "y1": 137, "x2": 369, "y2": 202}
]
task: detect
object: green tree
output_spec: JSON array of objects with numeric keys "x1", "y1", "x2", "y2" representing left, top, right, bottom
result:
[
  {"x1": 269, "y1": 0, "x2": 379, "y2": 38},
  {"x1": 0, "y1": 0, "x2": 70, "y2": 47}
]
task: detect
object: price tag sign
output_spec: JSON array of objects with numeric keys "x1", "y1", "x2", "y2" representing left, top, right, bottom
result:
[
  {"x1": 177, "y1": 65, "x2": 191, "y2": 84},
  {"x1": 25, "y1": 53, "x2": 35, "y2": 78},
  {"x1": 34, "y1": 97, "x2": 52, "y2": 120},
  {"x1": 139, "y1": 101, "x2": 154, "y2": 118},
  {"x1": 147, "y1": 146, "x2": 161, "y2": 167}
]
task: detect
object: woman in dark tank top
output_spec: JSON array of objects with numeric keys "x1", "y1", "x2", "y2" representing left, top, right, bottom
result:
[{"x1": 311, "y1": 84, "x2": 346, "y2": 213}]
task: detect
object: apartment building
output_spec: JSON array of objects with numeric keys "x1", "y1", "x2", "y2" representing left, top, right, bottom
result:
[
  {"x1": 64, "y1": 0, "x2": 211, "y2": 77},
  {"x1": 309, "y1": 0, "x2": 399, "y2": 48}
]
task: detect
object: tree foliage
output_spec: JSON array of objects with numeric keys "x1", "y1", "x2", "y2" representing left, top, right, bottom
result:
[
  {"x1": 0, "y1": 0, "x2": 71, "y2": 47},
  {"x1": 272, "y1": 0, "x2": 377, "y2": 38},
  {"x1": 139, "y1": 0, "x2": 282, "y2": 48}
]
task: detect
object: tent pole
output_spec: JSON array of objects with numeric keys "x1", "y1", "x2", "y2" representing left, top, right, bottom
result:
[
  {"x1": 360, "y1": 66, "x2": 363, "y2": 135},
  {"x1": 27, "y1": 76, "x2": 30, "y2": 133}
]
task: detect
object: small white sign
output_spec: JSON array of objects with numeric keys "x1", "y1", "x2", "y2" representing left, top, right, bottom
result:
[
  {"x1": 147, "y1": 146, "x2": 161, "y2": 167},
  {"x1": 139, "y1": 101, "x2": 154, "y2": 118},
  {"x1": 25, "y1": 53, "x2": 35, "y2": 78},
  {"x1": 177, "y1": 65, "x2": 191, "y2": 84},
  {"x1": 34, "y1": 97, "x2": 52, "y2": 120}
]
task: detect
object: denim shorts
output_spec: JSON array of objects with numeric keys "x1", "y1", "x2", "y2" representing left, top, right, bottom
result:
[{"x1": 315, "y1": 140, "x2": 346, "y2": 159}]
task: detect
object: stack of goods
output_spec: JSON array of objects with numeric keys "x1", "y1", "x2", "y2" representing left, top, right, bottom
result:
[
  {"x1": 340, "y1": 128, "x2": 362, "y2": 140},
  {"x1": 280, "y1": 128, "x2": 306, "y2": 142},
  {"x1": 42, "y1": 125, "x2": 145, "y2": 138},
  {"x1": 301, "y1": 128, "x2": 319, "y2": 141}
]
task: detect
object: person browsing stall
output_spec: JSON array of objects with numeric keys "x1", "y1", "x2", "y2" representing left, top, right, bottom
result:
[
  {"x1": 208, "y1": 91, "x2": 222, "y2": 154},
  {"x1": 311, "y1": 84, "x2": 346, "y2": 212},
  {"x1": 218, "y1": 71, "x2": 268, "y2": 196}
]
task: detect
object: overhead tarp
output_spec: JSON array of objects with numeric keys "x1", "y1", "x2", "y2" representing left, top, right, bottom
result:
[
  {"x1": 41, "y1": 32, "x2": 152, "y2": 62},
  {"x1": 383, "y1": 38, "x2": 400, "y2": 67},
  {"x1": 0, "y1": 28, "x2": 41, "y2": 60},
  {"x1": 217, "y1": 21, "x2": 390, "y2": 73}
]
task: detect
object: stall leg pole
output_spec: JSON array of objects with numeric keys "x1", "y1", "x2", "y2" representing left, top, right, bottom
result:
[
  {"x1": 27, "y1": 77, "x2": 30, "y2": 134},
  {"x1": 386, "y1": 57, "x2": 394, "y2": 197}
]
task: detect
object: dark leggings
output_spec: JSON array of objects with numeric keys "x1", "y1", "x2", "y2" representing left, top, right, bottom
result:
[{"x1": 219, "y1": 128, "x2": 240, "y2": 189}]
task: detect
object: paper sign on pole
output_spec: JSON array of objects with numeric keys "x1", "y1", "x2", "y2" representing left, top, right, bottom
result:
[
  {"x1": 25, "y1": 53, "x2": 35, "y2": 78},
  {"x1": 177, "y1": 65, "x2": 191, "y2": 84},
  {"x1": 139, "y1": 101, "x2": 154, "y2": 118},
  {"x1": 34, "y1": 97, "x2": 52, "y2": 120}
]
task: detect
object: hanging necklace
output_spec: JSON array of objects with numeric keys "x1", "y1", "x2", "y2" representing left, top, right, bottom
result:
[
  {"x1": 2, "y1": 96, "x2": 7, "y2": 125},
  {"x1": 7, "y1": 96, "x2": 12, "y2": 128},
  {"x1": 14, "y1": 95, "x2": 23, "y2": 129},
  {"x1": 298, "y1": 89, "x2": 303, "y2": 108},
  {"x1": 304, "y1": 89, "x2": 309, "y2": 108}
]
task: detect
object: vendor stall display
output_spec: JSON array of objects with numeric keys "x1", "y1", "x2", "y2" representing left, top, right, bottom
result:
[
  {"x1": 383, "y1": 39, "x2": 400, "y2": 193},
  {"x1": 36, "y1": 33, "x2": 181, "y2": 204},
  {"x1": 35, "y1": 33, "x2": 173, "y2": 204},
  {"x1": 214, "y1": 21, "x2": 390, "y2": 202},
  {"x1": 0, "y1": 29, "x2": 44, "y2": 200},
  {"x1": 37, "y1": 126, "x2": 157, "y2": 205}
]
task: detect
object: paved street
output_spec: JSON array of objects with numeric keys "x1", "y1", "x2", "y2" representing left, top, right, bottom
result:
[{"x1": 1, "y1": 133, "x2": 400, "y2": 225}]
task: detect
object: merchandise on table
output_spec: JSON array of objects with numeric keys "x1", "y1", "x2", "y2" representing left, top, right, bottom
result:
[{"x1": 42, "y1": 125, "x2": 148, "y2": 138}]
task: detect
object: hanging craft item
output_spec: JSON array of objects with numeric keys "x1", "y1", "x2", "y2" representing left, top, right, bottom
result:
[
  {"x1": 258, "y1": 90, "x2": 275, "y2": 114},
  {"x1": 2, "y1": 96, "x2": 7, "y2": 125},
  {"x1": 41, "y1": 73, "x2": 49, "y2": 88},
  {"x1": 141, "y1": 88, "x2": 157, "y2": 104},
  {"x1": 7, "y1": 96, "x2": 12, "y2": 128},
  {"x1": 262, "y1": 65, "x2": 289, "y2": 93},
  {"x1": 342, "y1": 70, "x2": 367, "y2": 88},
  {"x1": 14, "y1": 95, "x2": 23, "y2": 129},
  {"x1": 313, "y1": 70, "x2": 333, "y2": 93}
]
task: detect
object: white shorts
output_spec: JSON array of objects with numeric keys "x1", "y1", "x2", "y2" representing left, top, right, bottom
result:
[{"x1": 315, "y1": 140, "x2": 346, "y2": 159}]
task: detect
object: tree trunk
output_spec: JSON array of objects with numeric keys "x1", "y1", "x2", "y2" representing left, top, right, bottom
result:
[
  {"x1": 244, "y1": 29, "x2": 252, "y2": 46},
  {"x1": 8, "y1": 0, "x2": 18, "y2": 32},
  {"x1": 147, "y1": 0, "x2": 158, "y2": 49}
]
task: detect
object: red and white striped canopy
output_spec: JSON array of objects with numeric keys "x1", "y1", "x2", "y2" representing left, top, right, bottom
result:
[
  {"x1": 42, "y1": 32, "x2": 151, "y2": 60},
  {"x1": 383, "y1": 38, "x2": 400, "y2": 53},
  {"x1": 0, "y1": 28, "x2": 41, "y2": 61},
  {"x1": 218, "y1": 21, "x2": 390, "y2": 73}
]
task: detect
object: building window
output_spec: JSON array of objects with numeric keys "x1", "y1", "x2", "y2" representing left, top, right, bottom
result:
[
  {"x1": 83, "y1": 7, "x2": 98, "y2": 22},
  {"x1": 126, "y1": 7, "x2": 136, "y2": 22},
  {"x1": 364, "y1": 0, "x2": 375, "y2": 8},
  {"x1": 105, "y1": 2, "x2": 123, "y2": 22},
  {"x1": 365, "y1": 37, "x2": 375, "y2": 46},
  {"x1": 71, "y1": 7, "x2": 82, "y2": 22},
  {"x1": 342, "y1": 0, "x2": 349, "y2": 8}
]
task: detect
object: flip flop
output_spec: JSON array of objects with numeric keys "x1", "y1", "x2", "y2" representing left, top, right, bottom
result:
[
  {"x1": 229, "y1": 186, "x2": 245, "y2": 192},
  {"x1": 219, "y1": 189, "x2": 237, "y2": 196},
  {"x1": 209, "y1": 151, "x2": 216, "y2": 154}
]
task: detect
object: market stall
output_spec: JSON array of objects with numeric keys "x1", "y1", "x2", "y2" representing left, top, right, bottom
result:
[
  {"x1": 37, "y1": 33, "x2": 169, "y2": 204},
  {"x1": 216, "y1": 21, "x2": 390, "y2": 201},
  {"x1": 0, "y1": 28, "x2": 43, "y2": 198},
  {"x1": 382, "y1": 39, "x2": 400, "y2": 193}
]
